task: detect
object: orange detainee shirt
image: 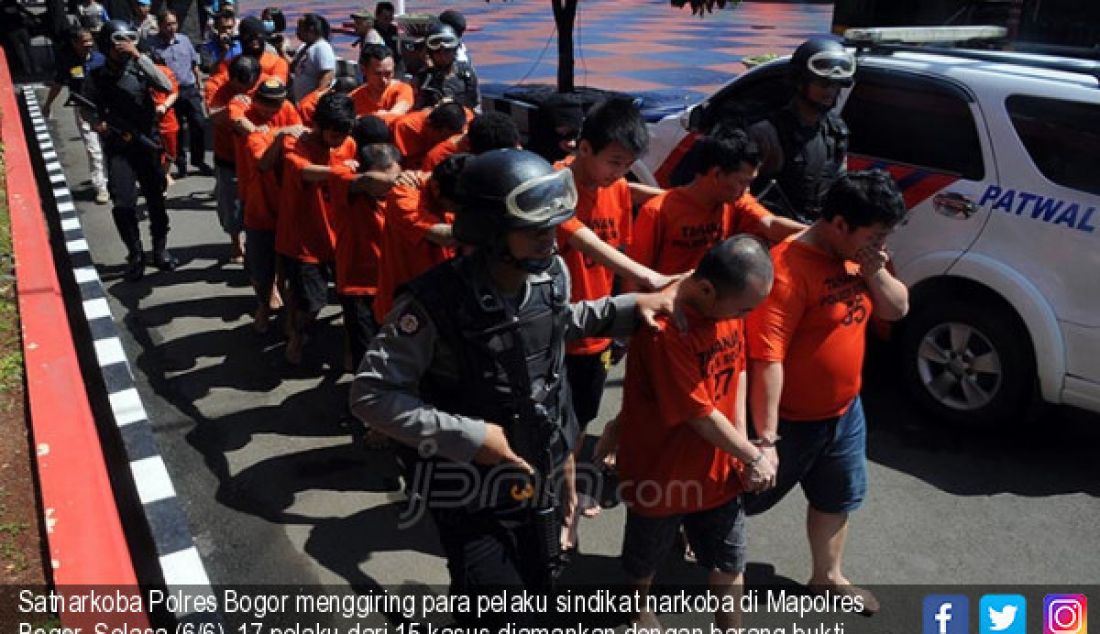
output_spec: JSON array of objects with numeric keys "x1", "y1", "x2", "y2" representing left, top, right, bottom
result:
[
  {"x1": 206, "y1": 79, "x2": 253, "y2": 163},
  {"x1": 153, "y1": 64, "x2": 179, "y2": 132},
  {"x1": 554, "y1": 160, "x2": 633, "y2": 355},
  {"x1": 746, "y1": 239, "x2": 873, "y2": 421},
  {"x1": 232, "y1": 99, "x2": 301, "y2": 202},
  {"x1": 296, "y1": 87, "x2": 323, "y2": 126},
  {"x1": 628, "y1": 188, "x2": 772, "y2": 276},
  {"x1": 211, "y1": 51, "x2": 289, "y2": 84},
  {"x1": 391, "y1": 110, "x2": 436, "y2": 171},
  {"x1": 330, "y1": 169, "x2": 386, "y2": 296},
  {"x1": 239, "y1": 130, "x2": 285, "y2": 231},
  {"x1": 422, "y1": 134, "x2": 470, "y2": 173},
  {"x1": 617, "y1": 310, "x2": 747, "y2": 518},
  {"x1": 274, "y1": 133, "x2": 357, "y2": 263},
  {"x1": 349, "y1": 81, "x2": 414, "y2": 122},
  {"x1": 373, "y1": 182, "x2": 454, "y2": 323}
]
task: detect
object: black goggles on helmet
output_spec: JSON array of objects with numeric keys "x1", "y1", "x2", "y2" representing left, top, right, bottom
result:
[
  {"x1": 425, "y1": 33, "x2": 459, "y2": 51},
  {"x1": 111, "y1": 29, "x2": 140, "y2": 44},
  {"x1": 806, "y1": 50, "x2": 856, "y2": 82}
]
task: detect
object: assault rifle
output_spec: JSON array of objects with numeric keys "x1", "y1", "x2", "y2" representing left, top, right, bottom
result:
[{"x1": 69, "y1": 91, "x2": 163, "y2": 153}]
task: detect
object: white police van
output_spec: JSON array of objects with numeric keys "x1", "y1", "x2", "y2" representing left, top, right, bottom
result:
[{"x1": 636, "y1": 27, "x2": 1100, "y2": 425}]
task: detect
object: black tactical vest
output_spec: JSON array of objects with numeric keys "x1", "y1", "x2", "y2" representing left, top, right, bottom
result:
[
  {"x1": 402, "y1": 254, "x2": 576, "y2": 515},
  {"x1": 415, "y1": 61, "x2": 478, "y2": 109},
  {"x1": 88, "y1": 60, "x2": 160, "y2": 150},
  {"x1": 768, "y1": 108, "x2": 849, "y2": 223}
]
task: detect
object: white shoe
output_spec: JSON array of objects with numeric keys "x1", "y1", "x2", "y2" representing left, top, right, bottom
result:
[{"x1": 95, "y1": 190, "x2": 109, "y2": 204}]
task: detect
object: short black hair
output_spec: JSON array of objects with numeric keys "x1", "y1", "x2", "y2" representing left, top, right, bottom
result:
[
  {"x1": 692, "y1": 235, "x2": 773, "y2": 296},
  {"x1": 427, "y1": 103, "x2": 467, "y2": 135},
  {"x1": 375, "y1": 2, "x2": 394, "y2": 15},
  {"x1": 352, "y1": 115, "x2": 392, "y2": 147},
  {"x1": 228, "y1": 54, "x2": 260, "y2": 87},
  {"x1": 359, "y1": 42, "x2": 393, "y2": 64},
  {"x1": 432, "y1": 153, "x2": 469, "y2": 202},
  {"x1": 579, "y1": 97, "x2": 648, "y2": 156},
  {"x1": 694, "y1": 129, "x2": 761, "y2": 176},
  {"x1": 468, "y1": 113, "x2": 520, "y2": 155},
  {"x1": 438, "y1": 9, "x2": 466, "y2": 37},
  {"x1": 154, "y1": 9, "x2": 177, "y2": 25},
  {"x1": 314, "y1": 92, "x2": 356, "y2": 135},
  {"x1": 298, "y1": 13, "x2": 330, "y2": 40},
  {"x1": 821, "y1": 169, "x2": 908, "y2": 229},
  {"x1": 357, "y1": 143, "x2": 401, "y2": 174}
]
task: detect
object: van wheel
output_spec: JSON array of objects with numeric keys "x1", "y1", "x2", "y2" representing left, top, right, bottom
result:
[{"x1": 900, "y1": 300, "x2": 1035, "y2": 426}]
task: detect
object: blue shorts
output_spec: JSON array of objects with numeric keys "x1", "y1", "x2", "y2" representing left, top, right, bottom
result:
[
  {"x1": 621, "y1": 495, "x2": 747, "y2": 580},
  {"x1": 744, "y1": 396, "x2": 868, "y2": 515}
]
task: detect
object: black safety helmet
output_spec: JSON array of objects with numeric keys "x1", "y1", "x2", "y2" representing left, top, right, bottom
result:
[
  {"x1": 453, "y1": 149, "x2": 577, "y2": 249},
  {"x1": 97, "y1": 19, "x2": 139, "y2": 54},
  {"x1": 789, "y1": 37, "x2": 856, "y2": 87},
  {"x1": 425, "y1": 22, "x2": 460, "y2": 51}
]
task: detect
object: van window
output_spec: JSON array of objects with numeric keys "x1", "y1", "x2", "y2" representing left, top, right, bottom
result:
[
  {"x1": 842, "y1": 71, "x2": 985, "y2": 180},
  {"x1": 1007, "y1": 95, "x2": 1100, "y2": 196}
]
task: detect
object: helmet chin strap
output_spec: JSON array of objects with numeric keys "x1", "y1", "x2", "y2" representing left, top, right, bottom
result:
[{"x1": 491, "y1": 242, "x2": 558, "y2": 274}]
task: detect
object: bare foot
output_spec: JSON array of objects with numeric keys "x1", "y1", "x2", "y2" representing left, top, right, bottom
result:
[
  {"x1": 269, "y1": 286, "x2": 284, "y2": 310},
  {"x1": 579, "y1": 492, "x2": 602, "y2": 518},
  {"x1": 807, "y1": 577, "x2": 880, "y2": 615},
  {"x1": 632, "y1": 610, "x2": 663, "y2": 632}
]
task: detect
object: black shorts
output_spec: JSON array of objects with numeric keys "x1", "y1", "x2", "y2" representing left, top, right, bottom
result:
[
  {"x1": 565, "y1": 349, "x2": 611, "y2": 432},
  {"x1": 283, "y1": 257, "x2": 332, "y2": 315},
  {"x1": 338, "y1": 293, "x2": 379, "y2": 370},
  {"x1": 621, "y1": 495, "x2": 747, "y2": 580},
  {"x1": 244, "y1": 228, "x2": 276, "y2": 298}
]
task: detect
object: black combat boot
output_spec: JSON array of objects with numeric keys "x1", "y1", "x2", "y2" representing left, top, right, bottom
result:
[
  {"x1": 152, "y1": 236, "x2": 178, "y2": 271},
  {"x1": 124, "y1": 242, "x2": 145, "y2": 281}
]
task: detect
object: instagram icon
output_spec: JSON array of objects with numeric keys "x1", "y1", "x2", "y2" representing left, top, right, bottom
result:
[{"x1": 1045, "y1": 595, "x2": 1088, "y2": 634}]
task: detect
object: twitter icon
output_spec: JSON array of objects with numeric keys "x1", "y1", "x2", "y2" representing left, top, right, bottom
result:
[{"x1": 981, "y1": 595, "x2": 1027, "y2": 634}]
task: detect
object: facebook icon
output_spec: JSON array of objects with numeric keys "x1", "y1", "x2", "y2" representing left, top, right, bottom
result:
[{"x1": 924, "y1": 595, "x2": 970, "y2": 634}]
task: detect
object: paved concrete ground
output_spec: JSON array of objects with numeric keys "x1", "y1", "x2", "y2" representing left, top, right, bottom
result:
[{"x1": 35, "y1": 87, "x2": 1100, "y2": 626}]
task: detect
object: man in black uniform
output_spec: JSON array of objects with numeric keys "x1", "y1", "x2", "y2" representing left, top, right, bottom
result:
[
  {"x1": 81, "y1": 20, "x2": 178, "y2": 281},
  {"x1": 350, "y1": 149, "x2": 675, "y2": 624},
  {"x1": 748, "y1": 37, "x2": 855, "y2": 223},
  {"x1": 414, "y1": 22, "x2": 479, "y2": 110}
]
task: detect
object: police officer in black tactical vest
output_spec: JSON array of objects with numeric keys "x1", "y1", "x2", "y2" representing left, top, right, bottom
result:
[
  {"x1": 749, "y1": 37, "x2": 855, "y2": 224},
  {"x1": 81, "y1": 19, "x2": 178, "y2": 281},
  {"x1": 413, "y1": 21, "x2": 479, "y2": 110},
  {"x1": 350, "y1": 149, "x2": 676, "y2": 623}
]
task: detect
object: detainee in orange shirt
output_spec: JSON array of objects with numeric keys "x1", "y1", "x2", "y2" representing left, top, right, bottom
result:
[
  {"x1": 232, "y1": 78, "x2": 305, "y2": 332},
  {"x1": 349, "y1": 44, "x2": 413, "y2": 124},
  {"x1": 297, "y1": 76, "x2": 358, "y2": 128},
  {"x1": 276, "y1": 93, "x2": 358, "y2": 364},
  {"x1": 208, "y1": 16, "x2": 290, "y2": 86},
  {"x1": 628, "y1": 130, "x2": 805, "y2": 280},
  {"x1": 745, "y1": 171, "x2": 909, "y2": 615},
  {"x1": 552, "y1": 98, "x2": 680, "y2": 544},
  {"x1": 150, "y1": 54, "x2": 180, "y2": 187},
  {"x1": 206, "y1": 55, "x2": 262, "y2": 263},
  {"x1": 390, "y1": 102, "x2": 468, "y2": 171},
  {"x1": 371, "y1": 156, "x2": 462, "y2": 325},
  {"x1": 615, "y1": 236, "x2": 776, "y2": 631},
  {"x1": 330, "y1": 143, "x2": 402, "y2": 373},
  {"x1": 371, "y1": 116, "x2": 524, "y2": 324}
]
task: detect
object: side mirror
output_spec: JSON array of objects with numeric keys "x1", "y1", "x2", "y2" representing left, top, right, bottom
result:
[{"x1": 680, "y1": 104, "x2": 702, "y2": 132}]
